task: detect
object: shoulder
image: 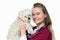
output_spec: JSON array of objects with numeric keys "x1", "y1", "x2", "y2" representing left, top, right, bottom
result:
[
  {"x1": 38, "y1": 27, "x2": 52, "y2": 39},
  {"x1": 39, "y1": 27, "x2": 52, "y2": 35}
]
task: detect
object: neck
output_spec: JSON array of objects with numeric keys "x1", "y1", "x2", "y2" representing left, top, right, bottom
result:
[{"x1": 36, "y1": 22, "x2": 45, "y2": 29}]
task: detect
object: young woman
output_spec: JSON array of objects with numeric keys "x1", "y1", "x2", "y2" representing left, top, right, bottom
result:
[{"x1": 19, "y1": 3, "x2": 52, "y2": 40}]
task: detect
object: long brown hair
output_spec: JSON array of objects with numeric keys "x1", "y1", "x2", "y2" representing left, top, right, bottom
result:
[{"x1": 33, "y1": 3, "x2": 52, "y2": 27}]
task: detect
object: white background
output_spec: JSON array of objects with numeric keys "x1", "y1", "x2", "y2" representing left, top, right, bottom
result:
[{"x1": 0, "y1": 0, "x2": 60, "y2": 40}]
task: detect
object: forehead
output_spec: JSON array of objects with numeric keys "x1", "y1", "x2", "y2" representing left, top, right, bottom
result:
[{"x1": 32, "y1": 7, "x2": 43, "y2": 13}]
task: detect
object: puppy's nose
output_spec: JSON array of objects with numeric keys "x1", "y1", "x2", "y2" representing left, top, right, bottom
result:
[{"x1": 28, "y1": 17, "x2": 30, "y2": 20}]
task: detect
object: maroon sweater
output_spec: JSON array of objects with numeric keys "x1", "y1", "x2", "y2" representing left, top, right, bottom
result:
[{"x1": 29, "y1": 27, "x2": 52, "y2": 40}]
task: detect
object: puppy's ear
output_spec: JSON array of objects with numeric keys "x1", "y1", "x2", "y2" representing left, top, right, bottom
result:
[{"x1": 18, "y1": 9, "x2": 31, "y2": 22}]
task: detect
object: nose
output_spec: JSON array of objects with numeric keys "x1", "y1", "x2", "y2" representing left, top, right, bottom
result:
[{"x1": 28, "y1": 17, "x2": 30, "y2": 20}]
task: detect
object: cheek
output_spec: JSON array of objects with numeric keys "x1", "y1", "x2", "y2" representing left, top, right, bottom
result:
[
  {"x1": 38, "y1": 15, "x2": 45, "y2": 21},
  {"x1": 32, "y1": 16, "x2": 34, "y2": 20},
  {"x1": 40, "y1": 17, "x2": 44, "y2": 21}
]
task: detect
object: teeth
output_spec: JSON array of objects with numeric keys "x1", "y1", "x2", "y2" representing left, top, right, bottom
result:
[{"x1": 34, "y1": 19, "x2": 38, "y2": 22}]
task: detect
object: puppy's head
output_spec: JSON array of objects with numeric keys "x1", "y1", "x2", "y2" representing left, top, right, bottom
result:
[{"x1": 18, "y1": 9, "x2": 31, "y2": 22}]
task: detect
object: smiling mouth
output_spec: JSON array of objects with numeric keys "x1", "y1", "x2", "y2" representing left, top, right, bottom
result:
[{"x1": 34, "y1": 19, "x2": 39, "y2": 22}]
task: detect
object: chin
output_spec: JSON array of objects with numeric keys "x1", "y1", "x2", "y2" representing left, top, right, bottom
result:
[
  {"x1": 35, "y1": 21, "x2": 43, "y2": 25},
  {"x1": 35, "y1": 22, "x2": 40, "y2": 25}
]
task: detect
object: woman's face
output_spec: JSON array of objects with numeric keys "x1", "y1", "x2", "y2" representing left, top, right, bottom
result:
[{"x1": 32, "y1": 7, "x2": 46, "y2": 25}]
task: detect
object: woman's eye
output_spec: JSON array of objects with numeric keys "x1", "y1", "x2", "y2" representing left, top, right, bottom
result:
[
  {"x1": 32, "y1": 14, "x2": 35, "y2": 16},
  {"x1": 36, "y1": 13, "x2": 40, "y2": 15}
]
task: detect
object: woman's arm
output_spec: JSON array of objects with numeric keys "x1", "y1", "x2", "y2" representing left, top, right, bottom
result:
[{"x1": 19, "y1": 19, "x2": 27, "y2": 40}]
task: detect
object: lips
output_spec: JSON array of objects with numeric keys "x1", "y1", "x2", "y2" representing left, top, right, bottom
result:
[{"x1": 34, "y1": 18, "x2": 39, "y2": 23}]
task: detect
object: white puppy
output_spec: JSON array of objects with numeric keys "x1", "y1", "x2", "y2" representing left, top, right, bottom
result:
[
  {"x1": 18, "y1": 9, "x2": 34, "y2": 34},
  {"x1": 7, "y1": 9, "x2": 34, "y2": 40}
]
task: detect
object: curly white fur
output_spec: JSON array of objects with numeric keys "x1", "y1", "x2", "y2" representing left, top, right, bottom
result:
[{"x1": 7, "y1": 9, "x2": 34, "y2": 40}]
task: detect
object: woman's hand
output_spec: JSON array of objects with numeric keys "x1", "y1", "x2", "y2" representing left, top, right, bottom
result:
[{"x1": 19, "y1": 19, "x2": 26, "y2": 36}]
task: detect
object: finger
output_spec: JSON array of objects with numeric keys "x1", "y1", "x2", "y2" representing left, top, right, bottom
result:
[{"x1": 18, "y1": 17, "x2": 25, "y2": 22}]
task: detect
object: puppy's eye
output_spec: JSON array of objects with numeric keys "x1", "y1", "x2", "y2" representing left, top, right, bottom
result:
[
  {"x1": 29, "y1": 15, "x2": 31, "y2": 16},
  {"x1": 25, "y1": 16, "x2": 27, "y2": 18},
  {"x1": 28, "y1": 15, "x2": 31, "y2": 17}
]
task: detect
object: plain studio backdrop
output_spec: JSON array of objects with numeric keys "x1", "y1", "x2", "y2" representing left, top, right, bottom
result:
[{"x1": 0, "y1": 0, "x2": 60, "y2": 40}]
